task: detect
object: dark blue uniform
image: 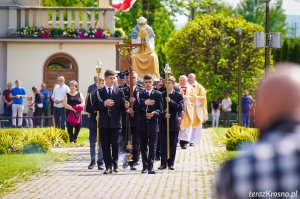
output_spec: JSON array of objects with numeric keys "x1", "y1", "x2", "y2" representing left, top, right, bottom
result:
[
  {"x1": 160, "y1": 90, "x2": 183, "y2": 168},
  {"x1": 86, "y1": 84, "x2": 104, "y2": 167},
  {"x1": 93, "y1": 86, "x2": 126, "y2": 171},
  {"x1": 136, "y1": 89, "x2": 163, "y2": 173}
]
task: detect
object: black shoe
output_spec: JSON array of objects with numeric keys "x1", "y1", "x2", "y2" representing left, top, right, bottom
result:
[
  {"x1": 141, "y1": 168, "x2": 147, "y2": 173},
  {"x1": 190, "y1": 143, "x2": 194, "y2": 146},
  {"x1": 113, "y1": 166, "x2": 119, "y2": 173},
  {"x1": 104, "y1": 168, "x2": 112, "y2": 174},
  {"x1": 130, "y1": 165, "x2": 137, "y2": 170},
  {"x1": 148, "y1": 170, "x2": 155, "y2": 174},
  {"x1": 168, "y1": 166, "x2": 175, "y2": 170},
  {"x1": 97, "y1": 164, "x2": 104, "y2": 170},
  {"x1": 181, "y1": 145, "x2": 187, "y2": 149},
  {"x1": 88, "y1": 161, "x2": 96, "y2": 169},
  {"x1": 158, "y1": 165, "x2": 167, "y2": 170},
  {"x1": 155, "y1": 156, "x2": 160, "y2": 161},
  {"x1": 74, "y1": 139, "x2": 77, "y2": 143}
]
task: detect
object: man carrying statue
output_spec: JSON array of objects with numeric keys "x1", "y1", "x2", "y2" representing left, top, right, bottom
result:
[{"x1": 131, "y1": 16, "x2": 160, "y2": 80}]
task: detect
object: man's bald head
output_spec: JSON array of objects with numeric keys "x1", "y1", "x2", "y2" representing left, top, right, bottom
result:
[{"x1": 256, "y1": 63, "x2": 300, "y2": 133}]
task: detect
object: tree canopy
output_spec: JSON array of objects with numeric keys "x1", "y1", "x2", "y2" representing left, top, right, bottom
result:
[
  {"x1": 236, "y1": 0, "x2": 287, "y2": 35},
  {"x1": 165, "y1": 14, "x2": 265, "y2": 103}
]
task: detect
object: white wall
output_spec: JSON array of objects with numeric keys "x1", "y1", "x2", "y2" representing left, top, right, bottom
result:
[
  {"x1": 0, "y1": 9, "x2": 8, "y2": 114},
  {"x1": 7, "y1": 40, "x2": 119, "y2": 98}
]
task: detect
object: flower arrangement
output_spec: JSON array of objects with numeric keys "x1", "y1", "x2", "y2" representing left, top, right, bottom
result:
[
  {"x1": 114, "y1": 28, "x2": 126, "y2": 38},
  {"x1": 14, "y1": 27, "x2": 122, "y2": 39}
]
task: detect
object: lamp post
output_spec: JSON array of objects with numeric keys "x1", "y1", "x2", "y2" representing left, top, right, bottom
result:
[
  {"x1": 261, "y1": 0, "x2": 271, "y2": 74},
  {"x1": 235, "y1": 28, "x2": 242, "y2": 126},
  {"x1": 95, "y1": 58, "x2": 102, "y2": 153},
  {"x1": 164, "y1": 64, "x2": 171, "y2": 159}
]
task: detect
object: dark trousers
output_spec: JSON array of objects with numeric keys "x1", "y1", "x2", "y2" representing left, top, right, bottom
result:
[
  {"x1": 223, "y1": 111, "x2": 231, "y2": 127},
  {"x1": 41, "y1": 104, "x2": 49, "y2": 126},
  {"x1": 131, "y1": 127, "x2": 140, "y2": 164},
  {"x1": 160, "y1": 130, "x2": 179, "y2": 167},
  {"x1": 100, "y1": 128, "x2": 121, "y2": 169},
  {"x1": 156, "y1": 133, "x2": 161, "y2": 158},
  {"x1": 33, "y1": 107, "x2": 43, "y2": 127},
  {"x1": 53, "y1": 107, "x2": 66, "y2": 129},
  {"x1": 66, "y1": 122, "x2": 81, "y2": 142},
  {"x1": 140, "y1": 131, "x2": 158, "y2": 171},
  {"x1": 3, "y1": 104, "x2": 12, "y2": 127},
  {"x1": 89, "y1": 117, "x2": 103, "y2": 164}
]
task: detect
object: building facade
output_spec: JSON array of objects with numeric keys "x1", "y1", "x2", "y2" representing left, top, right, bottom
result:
[{"x1": 0, "y1": 0, "x2": 121, "y2": 114}]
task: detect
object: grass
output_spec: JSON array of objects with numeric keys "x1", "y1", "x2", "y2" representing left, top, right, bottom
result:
[
  {"x1": 64, "y1": 128, "x2": 89, "y2": 147},
  {"x1": 0, "y1": 152, "x2": 68, "y2": 195},
  {"x1": 213, "y1": 128, "x2": 228, "y2": 144}
]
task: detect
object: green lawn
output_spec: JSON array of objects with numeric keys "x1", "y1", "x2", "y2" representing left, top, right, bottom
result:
[
  {"x1": 64, "y1": 128, "x2": 89, "y2": 147},
  {"x1": 0, "y1": 152, "x2": 68, "y2": 195},
  {"x1": 209, "y1": 127, "x2": 238, "y2": 165},
  {"x1": 213, "y1": 127, "x2": 228, "y2": 144}
]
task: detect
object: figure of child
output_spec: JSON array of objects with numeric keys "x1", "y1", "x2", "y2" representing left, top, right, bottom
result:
[{"x1": 26, "y1": 96, "x2": 34, "y2": 128}]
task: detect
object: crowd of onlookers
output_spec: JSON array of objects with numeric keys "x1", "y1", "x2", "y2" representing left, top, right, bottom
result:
[
  {"x1": 210, "y1": 90, "x2": 255, "y2": 128},
  {"x1": 1, "y1": 80, "x2": 51, "y2": 128}
]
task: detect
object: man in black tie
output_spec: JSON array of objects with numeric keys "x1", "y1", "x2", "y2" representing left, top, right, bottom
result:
[
  {"x1": 137, "y1": 74, "x2": 163, "y2": 174},
  {"x1": 158, "y1": 76, "x2": 184, "y2": 170},
  {"x1": 127, "y1": 72, "x2": 144, "y2": 170},
  {"x1": 93, "y1": 70, "x2": 128, "y2": 174}
]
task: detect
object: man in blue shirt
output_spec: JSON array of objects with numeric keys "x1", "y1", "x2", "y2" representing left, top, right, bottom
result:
[
  {"x1": 40, "y1": 83, "x2": 50, "y2": 126},
  {"x1": 9, "y1": 80, "x2": 26, "y2": 128},
  {"x1": 241, "y1": 90, "x2": 254, "y2": 127}
]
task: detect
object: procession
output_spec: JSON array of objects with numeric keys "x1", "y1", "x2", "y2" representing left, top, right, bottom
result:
[{"x1": 1, "y1": 0, "x2": 300, "y2": 198}]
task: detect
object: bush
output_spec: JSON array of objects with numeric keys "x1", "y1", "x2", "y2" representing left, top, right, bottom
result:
[
  {"x1": 0, "y1": 128, "x2": 69, "y2": 154},
  {"x1": 42, "y1": 127, "x2": 69, "y2": 147},
  {"x1": 226, "y1": 126, "x2": 259, "y2": 151}
]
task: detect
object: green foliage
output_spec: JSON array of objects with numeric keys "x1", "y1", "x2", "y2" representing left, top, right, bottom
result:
[
  {"x1": 0, "y1": 128, "x2": 68, "y2": 154},
  {"x1": 51, "y1": 28, "x2": 64, "y2": 36},
  {"x1": 236, "y1": 0, "x2": 287, "y2": 35},
  {"x1": 226, "y1": 126, "x2": 259, "y2": 151},
  {"x1": 273, "y1": 37, "x2": 300, "y2": 65},
  {"x1": 165, "y1": 14, "x2": 265, "y2": 104}
]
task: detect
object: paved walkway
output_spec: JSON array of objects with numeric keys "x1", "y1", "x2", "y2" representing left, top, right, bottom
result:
[{"x1": 2, "y1": 129, "x2": 222, "y2": 199}]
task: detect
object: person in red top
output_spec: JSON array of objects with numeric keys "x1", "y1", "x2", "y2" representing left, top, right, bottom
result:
[{"x1": 2, "y1": 82, "x2": 13, "y2": 127}]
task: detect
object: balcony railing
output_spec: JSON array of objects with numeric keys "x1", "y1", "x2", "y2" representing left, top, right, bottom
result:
[{"x1": 7, "y1": 6, "x2": 115, "y2": 36}]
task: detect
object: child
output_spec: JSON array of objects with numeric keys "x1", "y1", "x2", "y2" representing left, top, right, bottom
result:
[{"x1": 26, "y1": 96, "x2": 34, "y2": 128}]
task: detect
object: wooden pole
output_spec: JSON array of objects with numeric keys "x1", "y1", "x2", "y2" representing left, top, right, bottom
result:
[
  {"x1": 165, "y1": 70, "x2": 170, "y2": 159},
  {"x1": 96, "y1": 65, "x2": 101, "y2": 156}
]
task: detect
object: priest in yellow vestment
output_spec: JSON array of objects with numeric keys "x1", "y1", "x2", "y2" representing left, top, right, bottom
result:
[
  {"x1": 188, "y1": 73, "x2": 208, "y2": 145},
  {"x1": 178, "y1": 75, "x2": 196, "y2": 149},
  {"x1": 131, "y1": 17, "x2": 160, "y2": 80}
]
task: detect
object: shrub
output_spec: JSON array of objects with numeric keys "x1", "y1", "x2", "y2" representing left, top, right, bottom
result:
[
  {"x1": 42, "y1": 127, "x2": 69, "y2": 147},
  {"x1": 0, "y1": 128, "x2": 68, "y2": 154},
  {"x1": 226, "y1": 126, "x2": 259, "y2": 151},
  {"x1": 0, "y1": 146, "x2": 7, "y2": 155}
]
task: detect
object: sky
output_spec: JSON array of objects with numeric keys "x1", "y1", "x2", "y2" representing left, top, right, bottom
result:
[{"x1": 225, "y1": 0, "x2": 300, "y2": 15}]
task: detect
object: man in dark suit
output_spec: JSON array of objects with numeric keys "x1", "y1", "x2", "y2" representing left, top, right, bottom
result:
[
  {"x1": 86, "y1": 75, "x2": 104, "y2": 170},
  {"x1": 137, "y1": 74, "x2": 163, "y2": 174},
  {"x1": 158, "y1": 76, "x2": 183, "y2": 170},
  {"x1": 117, "y1": 72, "x2": 130, "y2": 168},
  {"x1": 127, "y1": 72, "x2": 144, "y2": 170},
  {"x1": 93, "y1": 70, "x2": 128, "y2": 174}
]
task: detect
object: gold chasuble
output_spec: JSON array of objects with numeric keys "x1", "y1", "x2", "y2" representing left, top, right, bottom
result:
[
  {"x1": 191, "y1": 82, "x2": 208, "y2": 126},
  {"x1": 131, "y1": 17, "x2": 160, "y2": 80},
  {"x1": 179, "y1": 84, "x2": 195, "y2": 130}
]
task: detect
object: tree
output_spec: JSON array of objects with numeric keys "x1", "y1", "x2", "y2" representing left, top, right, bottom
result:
[
  {"x1": 236, "y1": 0, "x2": 287, "y2": 35},
  {"x1": 164, "y1": 14, "x2": 265, "y2": 104}
]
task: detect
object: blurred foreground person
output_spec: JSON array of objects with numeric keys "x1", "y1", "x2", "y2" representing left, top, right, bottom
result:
[{"x1": 217, "y1": 63, "x2": 300, "y2": 199}]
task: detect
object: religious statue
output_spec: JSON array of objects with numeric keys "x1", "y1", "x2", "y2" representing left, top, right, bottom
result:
[{"x1": 131, "y1": 16, "x2": 160, "y2": 80}]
